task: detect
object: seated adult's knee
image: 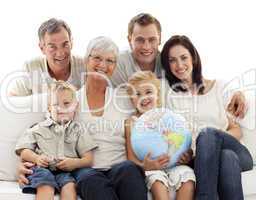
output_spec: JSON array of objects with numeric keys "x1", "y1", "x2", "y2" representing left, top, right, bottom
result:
[
  {"x1": 219, "y1": 149, "x2": 242, "y2": 191},
  {"x1": 72, "y1": 168, "x2": 97, "y2": 183},
  {"x1": 113, "y1": 160, "x2": 144, "y2": 178},
  {"x1": 113, "y1": 160, "x2": 132, "y2": 169},
  {"x1": 196, "y1": 127, "x2": 219, "y2": 151},
  {"x1": 238, "y1": 146, "x2": 254, "y2": 171},
  {"x1": 75, "y1": 170, "x2": 113, "y2": 199},
  {"x1": 221, "y1": 149, "x2": 239, "y2": 167},
  {"x1": 79, "y1": 174, "x2": 98, "y2": 185},
  {"x1": 76, "y1": 170, "x2": 111, "y2": 196},
  {"x1": 197, "y1": 127, "x2": 218, "y2": 141}
]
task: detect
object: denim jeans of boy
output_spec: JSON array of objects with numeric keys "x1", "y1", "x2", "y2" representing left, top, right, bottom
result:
[{"x1": 194, "y1": 127, "x2": 253, "y2": 200}]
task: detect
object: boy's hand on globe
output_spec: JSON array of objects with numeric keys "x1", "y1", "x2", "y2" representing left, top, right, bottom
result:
[
  {"x1": 177, "y1": 149, "x2": 193, "y2": 165},
  {"x1": 143, "y1": 153, "x2": 169, "y2": 171}
]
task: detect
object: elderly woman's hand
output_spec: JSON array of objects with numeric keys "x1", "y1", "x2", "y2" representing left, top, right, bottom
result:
[
  {"x1": 17, "y1": 161, "x2": 34, "y2": 186},
  {"x1": 227, "y1": 91, "x2": 247, "y2": 119}
]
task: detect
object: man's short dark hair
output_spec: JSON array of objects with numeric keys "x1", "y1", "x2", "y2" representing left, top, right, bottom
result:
[
  {"x1": 128, "y1": 13, "x2": 161, "y2": 37},
  {"x1": 38, "y1": 18, "x2": 72, "y2": 41}
]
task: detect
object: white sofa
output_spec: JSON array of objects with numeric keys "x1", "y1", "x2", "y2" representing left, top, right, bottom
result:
[{"x1": 0, "y1": 89, "x2": 255, "y2": 199}]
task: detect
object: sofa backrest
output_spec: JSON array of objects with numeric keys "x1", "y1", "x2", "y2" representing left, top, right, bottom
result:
[
  {"x1": 238, "y1": 90, "x2": 256, "y2": 164},
  {"x1": 0, "y1": 95, "x2": 47, "y2": 180}
]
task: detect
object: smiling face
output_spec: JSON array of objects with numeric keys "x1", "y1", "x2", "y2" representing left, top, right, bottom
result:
[
  {"x1": 86, "y1": 49, "x2": 117, "y2": 83},
  {"x1": 130, "y1": 80, "x2": 159, "y2": 114},
  {"x1": 49, "y1": 89, "x2": 77, "y2": 124},
  {"x1": 168, "y1": 45, "x2": 193, "y2": 83},
  {"x1": 128, "y1": 23, "x2": 160, "y2": 70},
  {"x1": 39, "y1": 26, "x2": 72, "y2": 71}
]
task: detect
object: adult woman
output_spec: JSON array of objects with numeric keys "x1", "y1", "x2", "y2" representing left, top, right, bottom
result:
[
  {"x1": 74, "y1": 36, "x2": 147, "y2": 200},
  {"x1": 160, "y1": 35, "x2": 253, "y2": 200},
  {"x1": 18, "y1": 36, "x2": 147, "y2": 200}
]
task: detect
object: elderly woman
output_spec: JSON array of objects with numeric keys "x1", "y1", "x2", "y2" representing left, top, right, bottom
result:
[
  {"x1": 74, "y1": 37, "x2": 147, "y2": 200},
  {"x1": 17, "y1": 36, "x2": 147, "y2": 200},
  {"x1": 161, "y1": 35, "x2": 253, "y2": 200}
]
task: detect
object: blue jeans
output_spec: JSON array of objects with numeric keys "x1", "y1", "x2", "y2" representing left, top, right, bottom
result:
[
  {"x1": 194, "y1": 127, "x2": 253, "y2": 200},
  {"x1": 22, "y1": 167, "x2": 76, "y2": 193},
  {"x1": 73, "y1": 160, "x2": 148, "y2": 200}
]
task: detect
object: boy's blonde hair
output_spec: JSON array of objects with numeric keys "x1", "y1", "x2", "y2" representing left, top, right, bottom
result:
[
  {"x1": 127, "y1": 71, "x2": 161, "y2": 107},
  {"x1": 48, "y1": 81, "x2": 77, "y2": 105}
]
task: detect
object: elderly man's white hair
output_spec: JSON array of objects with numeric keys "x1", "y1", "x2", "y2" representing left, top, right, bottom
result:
[{"x1": 85, "y1": 36, "x2": 119, "y2": 60}]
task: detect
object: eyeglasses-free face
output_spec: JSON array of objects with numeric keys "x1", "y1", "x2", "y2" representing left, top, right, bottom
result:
[
  {"x1": 128, "y1": 23, "x2": 160, "y2": 69},
  {"x1": 39, "y1": 27, "x2": 72, "y2": 70}
]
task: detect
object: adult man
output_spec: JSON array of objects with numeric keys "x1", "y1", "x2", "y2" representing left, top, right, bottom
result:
[
  {"x1": 8, "y1": 18, "x2": 84, "y2": 96},
  {"x1": 111, "y1": 13, "x2": 163, "y2": 87},
  {"x1": 111, "y1": 13, "x2": 246, "y2": 118}
]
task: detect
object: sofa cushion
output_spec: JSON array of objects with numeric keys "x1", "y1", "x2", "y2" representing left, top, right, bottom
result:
[
  {"x1": 242, "y1": 166, "x2": 256, "y2": 197},
  {"x1": 238, "y1": 90, "x2": 256, "y2": 164},
  {"x1": 0, "y1": 180, "x2": 169, "y2": 200},
  {"x1": 0, "y1": 95, "x2": 47, "y2": 180},
  {"x1": 0, "y1": 167, "x2": 255, "y2": 200}
]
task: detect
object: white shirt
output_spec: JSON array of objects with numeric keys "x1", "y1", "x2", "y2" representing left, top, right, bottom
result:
[
  {"x1": 165, "y1": 80, "x2": 229, "y2": 151},
  {"x1": 111, "y1": 50, "x2": 163, "y2": 87},
  {"x1": 77, "y1": 86, "x2": 133, "y2": 169},
  {"x1": 9, "y1": 55, "x2": 85, "y2": 96}
]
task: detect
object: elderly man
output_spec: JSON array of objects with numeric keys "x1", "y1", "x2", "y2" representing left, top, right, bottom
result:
[{"x1": 8, "y1": 18, "x2": 84, "y2": 96}]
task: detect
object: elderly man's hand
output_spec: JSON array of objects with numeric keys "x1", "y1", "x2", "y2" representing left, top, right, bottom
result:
[
  {"x1": 227, "y1": 91, "x2": 247, "y2": 119},
  {"x1": 17, "y1": 162, "x2": 34, "y2": 186}
]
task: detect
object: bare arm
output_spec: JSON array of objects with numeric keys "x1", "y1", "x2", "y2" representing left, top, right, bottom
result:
[
  {"x1": 226, "y1": 116, "x2": 242, "y2": 141},
  {"x1": 70, "y1": 151, "x2": 94, "y2": 169},
  {"x1": 20, "y1": 149, "x2": 50, "y2": 168},
  {"x1": 7, "y1": 72, "x2": 32, "y2": 97},
  {"x1": 56, "y1": 151, "x2": 94, "y2": 171},
  {"x1": 125, "y1": 119, "x2": 169, "y2": 171},
  {"x1": 20, "y1": 149, "x2": 39, "y2": 164},
  {"x1": 125, "y1": 119, "x2": 143, "y2": 167},
  {"x1": 8, "y1": 91, "x2": 18, "y2": 96}
]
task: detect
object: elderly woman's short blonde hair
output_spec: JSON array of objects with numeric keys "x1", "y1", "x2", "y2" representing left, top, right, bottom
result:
[
  {"x1": 127, "y1": 71, "x2": 161, "y2": 107},
  {"x1": 84, "y1": 36, "x2": 119, "y2": 61}
]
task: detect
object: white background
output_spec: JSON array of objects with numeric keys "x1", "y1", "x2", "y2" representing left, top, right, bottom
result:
[{"x1": 0, "y1": 0, "x2": 256, "y2": 84}]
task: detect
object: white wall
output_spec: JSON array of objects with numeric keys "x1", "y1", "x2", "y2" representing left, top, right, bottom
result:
[{"x1": 0, "y1": 0, "x2": 256, "y2": 83}]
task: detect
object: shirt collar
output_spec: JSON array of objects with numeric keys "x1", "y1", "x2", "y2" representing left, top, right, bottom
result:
[
  {"x1": 39, "y1": 111, "x2": 72, "y2": 130},
  {"x1": 43, "y1": 56, "x2": 73, "y2": 83}
]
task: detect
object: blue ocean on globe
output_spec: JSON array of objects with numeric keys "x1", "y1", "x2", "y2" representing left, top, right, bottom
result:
[{"x1": 131, "y1": 108, "x2": 192, "y2": 169}]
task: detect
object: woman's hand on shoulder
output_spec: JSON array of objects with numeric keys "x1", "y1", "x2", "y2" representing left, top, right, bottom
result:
[{"x1": 227, "y1": 91, "x2": 247, "y2": 118}]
